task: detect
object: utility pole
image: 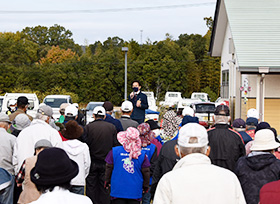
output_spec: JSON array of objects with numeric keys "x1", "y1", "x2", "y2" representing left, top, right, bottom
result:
[{"x1": 122, "y1": 47, "x2": 129, "y2": 100}]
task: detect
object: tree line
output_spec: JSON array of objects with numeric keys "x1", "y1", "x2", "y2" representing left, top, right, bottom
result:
[{"x1": 0, "y1": 19, "x2": 220, "y2": 106}]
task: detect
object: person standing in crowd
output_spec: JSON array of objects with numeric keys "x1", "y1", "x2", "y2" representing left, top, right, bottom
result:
[
  {"x1": 153, "y1": 123, "x2": 246, "y2": 204},
  {"x1": 9, "y1": 96, "x2": 33, "y2": 122},
  {"x1": 145, "y1": 120, "x2": 162, "y2": 155},
  {"x1": 13, "y1": 105, "x2": 62, "y2": 174},
  {"x1": 11, "y1": 114, "x2": 31, "y2": 137},
  {"x1": 6, "y1": 99, "x2": 17, "y2": 115},
  {"x1": 0, "y1": 113, "x2": 15, "y2": 204},
  {"x1": 245, "y1": 108, "x2": 259, "y2": 139},
  {"x1": 235, "y1": 129, "x2": 280, "y2": 204},
  {"x1": 105, "y1": 127, "x2": 150, "y2": 204},
  {"x1": 128, "y1": 81, "x2": 148, "y2": 124},
  {"x1": 58, "y1": 103, "x2": 69, "y2": 124},
  {"x1": 103, "y1": 101, "x2": 123, "y2": 133},
  {"x1": 16, "y1": 139, "x2": 53, "y2": 204},
  {"x1": 64, "y1": 104, "x2": 79, "y2": 124},
  {"x1": 160, "y1": 110, "x2": 182, "y2": 141},
  {"x1": 137, "y1": 123, "x2": 157, "y2": 204},
  {"x1": 61, "y1": 120, "x2": 91, "y2": 195},
  {"x1": 232, "y1": 118, "x2": 252, "y2": 144},
  {"x1": 207, "y1": 105, "x2": 245, "y2": 172},
  {"x1": 259, "y1": 179, "x2": 280, "y2": 204},
  {"x1": 119, "y1": 101, "x2": 139, "y2": 130},
  {"x1": 85, "y1": 106, "x2": 118, "y2": 204},
  {"x1": 29, "y1": 148, "x2": 92, "y2": 204},
  {"x1": 246, "y1": 117, "x2": 258, "y2": 139},
  {"x1": 73, "y1": 103, "x2": 86, "y2": 126}
]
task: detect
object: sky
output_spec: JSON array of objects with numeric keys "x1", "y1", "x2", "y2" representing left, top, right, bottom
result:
[{"x1": 1, "y1": 0, "x2": 216, "y2": 45}]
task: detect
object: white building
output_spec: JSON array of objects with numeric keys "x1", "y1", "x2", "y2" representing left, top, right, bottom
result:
[{"x1": 210, "y1": 0, "x2": 280, "y2": 132}]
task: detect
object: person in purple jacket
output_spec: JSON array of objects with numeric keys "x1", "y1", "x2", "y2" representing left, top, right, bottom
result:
[{"x1": 105, "y1": 127, "x2": 150, "y2": 204}]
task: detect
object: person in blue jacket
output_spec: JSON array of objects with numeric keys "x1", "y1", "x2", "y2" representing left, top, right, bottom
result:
[
  {"x1": 105, "y1": 127, "x2": 150, "y2": 204},
  {"x1": 137, "y1": 123, "x2": 158, "y2": 204},
  {"x1": 128, "y1": 81, "x2": 148, "y2": 124}
]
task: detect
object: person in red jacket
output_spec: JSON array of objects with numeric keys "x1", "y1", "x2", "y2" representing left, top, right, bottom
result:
[{"x1": 259, "y1": 180, "x2": 280, "y2": 204}]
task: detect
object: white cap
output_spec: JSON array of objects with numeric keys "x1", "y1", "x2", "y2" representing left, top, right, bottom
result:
[
  {"x1": 250, "y1": 129, "x2": 280, "y2": 151},
  {"x1": 247, "y1": 108, "x2": 259, "y2": 119},
  {"x1": 121, "y1": 101, "x2": 133, "y2": 112},
  {"x1": 13, "y1": 114, "x2": 31, "y2": 130},
  {"x1": 73, "y1": 103, "x2": 79, "y2": 108},
  {"x1": 8, "y1": 99, "x2": 17, "y2": 106},
  {"x1": 65, "y1": 104, "x2": 78, "y2": 117},
  {"x1": 178, "y1": 123, "x2": 208, "y2": 148},
  {"x1": 182, "y1": 106, "x2": 194, "y2": 116},
  {"x1": 93, "y1": 106, "x2": 106, "y2": 116},
  {"x1": 59, "y1": 103, "x2": 70, "y2": 112}
]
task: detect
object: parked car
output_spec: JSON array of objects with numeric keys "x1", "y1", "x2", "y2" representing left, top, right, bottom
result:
[
  {"x1": 1, "y1": 93, "x2": 40, "y2": 118},
  {"x1": 85, "y1": 102, "x2": 104, "y2": 124},
  {"x1": 191, "y1": 102, "x2": 216, "y2": 128},
  {"x1": 43, "y1": 95, "x2": 72, "y2": 121}
]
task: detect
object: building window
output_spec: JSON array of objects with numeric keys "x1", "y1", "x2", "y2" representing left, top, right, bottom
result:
[{"x1": 221, "y1": 70, "x2": 229, "y2": 98}]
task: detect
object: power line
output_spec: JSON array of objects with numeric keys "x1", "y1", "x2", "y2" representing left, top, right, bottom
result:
[{"x1": 0, "y1": 2, "x2": 215, "y2": 14}]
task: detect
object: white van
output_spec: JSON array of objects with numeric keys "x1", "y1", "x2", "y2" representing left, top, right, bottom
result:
[
  {"x1": 160, "y1": 92, "x2": 182, "y2": 107},
  {"x1": 43, "y1": 95, "x2": 72, "y2": 121},
  {"x1": 191, "y1": 92, "x2": 210, "y2": 102},
  {"x1": 1, "y1": 93, "x2": 40, "y2": 118}
]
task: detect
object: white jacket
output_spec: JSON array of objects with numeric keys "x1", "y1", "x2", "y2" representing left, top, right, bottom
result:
[
  {"x1": 30, "y1": 186, "x2": 92, "y2": 204},
  {"x1": 13, "y1": 119, "x2": 62, "y2": 174},
  {"x1": 154, "y1": 153, "x2": 246, "y2": 204},
  {"x1": 62, "y1": 140, "x2": 91, "y2": 186}
]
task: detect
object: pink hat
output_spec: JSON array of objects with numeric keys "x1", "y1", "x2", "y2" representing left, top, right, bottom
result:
[{"x1": 117, "y1": 127, "x2": 142, "y2": 160}]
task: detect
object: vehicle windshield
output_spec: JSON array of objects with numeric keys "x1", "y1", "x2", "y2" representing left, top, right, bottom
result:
[
  {"x1": 195, "y1": 104, "x2": 216, "y2": 113},
  {"x1": 86, "y1": 103, "x2": 104, "y2": 111},
  {"x1": 44, "y1": 98, "x2": 68, "y2": 108}
]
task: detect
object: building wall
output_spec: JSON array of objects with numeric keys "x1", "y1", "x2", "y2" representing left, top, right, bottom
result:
[{"x1": 241, "y1": 98, "x2": 280, "y2": 134}]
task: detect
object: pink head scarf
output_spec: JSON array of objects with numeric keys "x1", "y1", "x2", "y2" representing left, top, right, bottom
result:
[
  {"x1": 117, "y1": 127, "x2": 142, "y2": 160},
  {"x1": 137, "y1": 123, "x2": 156, "y2": 147}
]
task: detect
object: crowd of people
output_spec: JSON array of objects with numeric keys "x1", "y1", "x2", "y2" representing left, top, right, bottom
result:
[{"x1": 0, "y1": 81, "x2": 280, "y2": 204}]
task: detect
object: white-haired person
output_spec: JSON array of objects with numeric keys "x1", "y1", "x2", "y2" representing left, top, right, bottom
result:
[
  {"x1": 154, "y1": 123, "x2": 246, "y2": 204},
  {"x1": 13, "y1": 105, "x2": 62, "y2": 174}
]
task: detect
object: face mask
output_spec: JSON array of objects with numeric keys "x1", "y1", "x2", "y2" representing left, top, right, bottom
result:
[
  {"x1": 152, "y1": 129, "x2": 160, "y2": 136},
  {"x1": 11, "y1": 107, "x2": 16, "y2": 111},
  {"x1": 133, "y1": 87, "x2": 139, "y2": 92}
]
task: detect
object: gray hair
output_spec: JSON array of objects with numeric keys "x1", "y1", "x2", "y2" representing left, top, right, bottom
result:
[
  {"x1": 233, "y1": 127, "x2": 246, "y2": 132},
  {"x1": 35, "y1": 113, "x2": 49, "y2": 122},
  {"x1": 214, "y1": 115, "x2": 230, "y2": 124},
  {"x1": 178, "y1": 137, "x2": 207, "y2": 156}
]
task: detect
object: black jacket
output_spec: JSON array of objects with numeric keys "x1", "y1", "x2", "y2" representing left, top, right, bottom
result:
[
  {"x1": 236, "y1": 154, "x2": 280, "y2": 204},
  {"x1": 150, "y1": 139, "x2": 179, "y2": 198},
  {"x1": 128, "y1": 91, "x2": 148, "y2": 120},
  {"x1": 207, "y1": 124, "x2": 245, "y2": 172},
  {"x1": 85, "y1": 119, "x2": 119, "y2": 163}
]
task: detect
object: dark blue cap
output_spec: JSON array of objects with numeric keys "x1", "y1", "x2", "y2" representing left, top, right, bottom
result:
[{"x1": 246, "y1": 117, "x2": 258, "y2": 127}]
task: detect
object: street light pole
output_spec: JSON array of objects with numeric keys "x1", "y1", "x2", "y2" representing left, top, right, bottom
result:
[{"x1": 122, "y1": 47, "x2": 129, "y2": 100}]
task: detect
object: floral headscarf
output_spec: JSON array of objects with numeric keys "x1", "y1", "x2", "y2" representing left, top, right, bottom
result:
[
  {"x1": 137, "y1": 123, "x2": 156, "y2": 147},
  {"x1": 162, "y1": 110, "x2": 182, "y2": 140},
  {"x1": 117, "y1": 127, "x2": 142, "y2": 160}
]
